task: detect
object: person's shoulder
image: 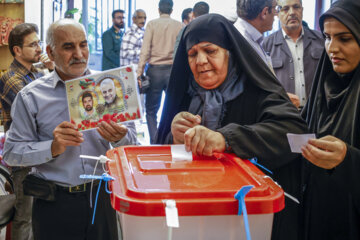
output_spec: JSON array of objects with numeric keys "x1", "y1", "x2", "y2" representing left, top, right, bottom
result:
[
  {"x1": 19, "y1": 73, "x2": 55, "y2": 96},
  {"x1": 102, "y1": 28, "x2": 112, "y2": 37},
  {"x1": 263, "y1": 30, "x2": 281, "y2": 48},
  {"x1": 264, "y1": 30, "x2": 281, "y2": 42},
  {"x1": 169, "y1": 18, "x2": 182, "y2": 27},
  {"x1": 306, "y1": 28, "x2": 324, "y2": 40},
  {"x1": 1, "y1": 69, "x2": 24, "y2": 88}
]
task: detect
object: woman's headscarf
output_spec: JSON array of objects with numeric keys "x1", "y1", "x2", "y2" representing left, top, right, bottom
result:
[
  {"x1": 302, "y1": 0, "x2": 360, "y2": 146},
  {"x1": 156, "y1": 14, "x2": 289, "y2": 143}
]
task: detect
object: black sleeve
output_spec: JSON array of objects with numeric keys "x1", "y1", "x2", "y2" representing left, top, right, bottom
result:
[
  {"x1": 330, "y1": 145, "x2": 360, "y2": 213},
  {"x1": 217, "y1": 90, "x2": 308, "y2": 170}
]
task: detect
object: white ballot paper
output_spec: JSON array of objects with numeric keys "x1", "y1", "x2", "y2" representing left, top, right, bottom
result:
[
  {"x1": 287, "y1": 133, "x2": 316, "y2": 153},
  {"x1": 170, "y1": 144, "x2": 193, "y2": 162}
]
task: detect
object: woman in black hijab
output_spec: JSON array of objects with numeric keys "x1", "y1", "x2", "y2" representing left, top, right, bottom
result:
[
  {"x1": 301, "y1": 0, "x2": 360, "y2": 239},
  {"x1": 157, "y1": 14, "x2": 308, "y2": 240}
]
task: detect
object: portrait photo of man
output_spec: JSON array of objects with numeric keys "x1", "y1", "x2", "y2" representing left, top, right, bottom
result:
[
  {"x1": 81, "y1": 91, "x2": 98, "y2": 120},
  {"x1": 97, "y1": 78, "x2": 124, "y2": 115}
]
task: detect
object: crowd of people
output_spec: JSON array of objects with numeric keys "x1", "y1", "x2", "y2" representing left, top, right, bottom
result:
[{"x1": 0, "y1": 0, "x2": 359, "y2": 239}]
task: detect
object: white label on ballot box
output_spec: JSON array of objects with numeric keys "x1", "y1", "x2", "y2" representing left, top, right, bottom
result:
[
  {"x1": 164, "y1": 200, "x2": 179, "y2": 228},
  {"x1": 171, "y1": 144, "x2": 193, "y2": 162}
]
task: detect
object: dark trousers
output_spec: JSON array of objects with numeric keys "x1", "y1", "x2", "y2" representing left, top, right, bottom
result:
[
  {"x1": 145, "y1": 64, "x2": 172, "y2": 144},
  {"x1": 11, "y1": 167, "x2": 33, "y2": 240},
  {"x1": 32, "y1": 182, "x2": 118, "y2": 240}
]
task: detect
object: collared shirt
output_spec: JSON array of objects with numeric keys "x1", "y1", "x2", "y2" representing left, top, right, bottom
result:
[
  {"x1": 234, "y1": 18, "x2": 274, "y2": 70},
  {"x1": 3, "y1": 70, "x2": 137, "y2": 186},
  {"x1": 137, "y1": 14, "x2": 182, "y2": 76},
  {"x1": 0, "y1": 59, "x2": 43, "y2": 132},
  {"x1": 120, "y1": 24, "x2": 145, "y2": 66},
  {"x1": 282, "y1": 28, "x2": 306, "y2": 106},
  {"x1": 102, "y1": 26, "x2": 124, "y2": 70}
]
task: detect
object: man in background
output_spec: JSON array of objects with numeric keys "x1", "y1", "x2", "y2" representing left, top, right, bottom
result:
[
  {"x1": 263, "y1": 0, "x2": 324, "y2": 108},
  {"x1": 181, "y1": 8, "x2": 193, "y2": 26},
  {"x1": 173, "y1": 2, "x2": 210, "y2": 59},
  {"x1": 120, "y1": 9, "x2": 147, "y2": 67},
  {"x1": 102, "y1": 9, "x2": 125, "y2": 70},
  {"x1": 0, "y1": 23, "x2": 54, "y2": 240},
  {"x1": 136, "y1": 0, "x2": 182, "y2": 144},
  {"x1": 235, "y1": 0, "x2": 277, "y2": 69},
  {"x1": 192, "y1": 1, "x2": 209, "y2": 18}
]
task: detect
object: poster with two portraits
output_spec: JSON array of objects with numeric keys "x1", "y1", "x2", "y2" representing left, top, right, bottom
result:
[{"x1": 65, "y1": 65, "x2": 142, "y2": 131}]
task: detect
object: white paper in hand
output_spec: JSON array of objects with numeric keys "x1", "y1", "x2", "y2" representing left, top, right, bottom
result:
[
  {"x1": 287, "y1": 133, "x2": 316, "y2": 153},
  {"x1": 171, "y1": 144, "x2": 193, "y2": 162},
  {"x1": 164, "y1": 200, "x2": 179, "y2": 228}
]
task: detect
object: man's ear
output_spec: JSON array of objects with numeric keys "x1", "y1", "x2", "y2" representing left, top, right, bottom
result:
[
  {"x1": 46, "y1": 45, "x2": 55, "y2": 61},
  {"x1": 13, "y1": 46, "x2": 22, "y2": 57},
  {"x1": 260, "y1": 7, "x2": 269, "y2": 20}
]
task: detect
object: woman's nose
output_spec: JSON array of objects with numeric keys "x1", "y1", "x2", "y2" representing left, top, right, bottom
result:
[{"x1": 196, "y1": 52, "x2": 207, "y2": 65}]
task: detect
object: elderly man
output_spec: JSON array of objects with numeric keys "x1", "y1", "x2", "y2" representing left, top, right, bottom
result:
[
  {"x1": 3, "y1": 19, "x2": 137, "y2": 240},
  {"x1": 0, "y1": 22, "x2": 54, "y2": 240},
  {"x1": 120, "y1": 9, "x2": 147, "y2": 67},
  {"x1": 263, "y1": 0, "x2": 324, "y2": 108},
  {"x1": 235, "y1": 0, "x2": 277, "y2": 70}
]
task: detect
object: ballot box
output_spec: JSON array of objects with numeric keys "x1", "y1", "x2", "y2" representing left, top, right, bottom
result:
[{"x1": 107, "y1": 145, "x2": 284, "y2": 240}]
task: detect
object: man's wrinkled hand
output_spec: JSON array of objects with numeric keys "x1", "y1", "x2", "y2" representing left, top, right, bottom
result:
[
  {"x1": 97, "y1": 121, "x2": 128, "y2": 143},
  {"x1": 51, "y1": 121, "x2": 84, "y2": 157}
]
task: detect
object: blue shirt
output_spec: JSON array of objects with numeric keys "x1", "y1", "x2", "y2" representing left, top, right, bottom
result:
[
  {"x1": 3, "y1": 70, "x2": 137, "y2": 186},
  {"x1": 234, "y1": 18, "x2": 273, "y2": 69}
]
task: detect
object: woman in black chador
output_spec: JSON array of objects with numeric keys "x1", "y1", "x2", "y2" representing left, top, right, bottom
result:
[
  {"x1": 301, "y1": 0, "x2": 360, "y2": 239},
  {"x1": 156, "y1": 14, "x2": 308, "y2": 240}
]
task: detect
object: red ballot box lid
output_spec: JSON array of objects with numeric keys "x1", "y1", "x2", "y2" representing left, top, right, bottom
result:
[{"x1": 107, "y1": 145, "x2": 284, "y2": 217}]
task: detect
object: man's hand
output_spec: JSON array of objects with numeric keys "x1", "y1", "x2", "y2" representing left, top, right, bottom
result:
[
  {"x1": 97, "y1": 121, "x2": 128, "y2": 142},
  {"x1": 302, "y1": 135, "x2": 347, "y2": 169},
  {"x1": 137, "y1": 76, "x2": 142, "y2": 88},
  {"x1": 184, "y1": 126, "x2": 226, "y2": 156},
  {"x1": 39, "y1": 53, "x2": 55, "y2": 70},
  {"x1": 287, "y1": 92, "x2": 300, "y2": 108},
  {"x1": 51, "y1": 121, "x2": 84, "y2": 157},
  {"x1": 171, "y1": 112, "x2": 201, "y2": 144}
]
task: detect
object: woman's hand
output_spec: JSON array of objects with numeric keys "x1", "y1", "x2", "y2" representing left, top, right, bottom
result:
[
  {"x1": 184, "y1": 125, "x2": 226, "y2": 156},
  {"x1": 171, "y1": 112, "x2": 201, "y2": 144},
  {"x1": 301, "y1": 135, "x2": 347, "y2": 169},
  {"x1": 287, "y1": 92, "x2": 300, "y2": 108}
]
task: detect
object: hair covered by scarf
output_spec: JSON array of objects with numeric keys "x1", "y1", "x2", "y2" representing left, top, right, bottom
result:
[{"x1": 156, "y1": 14, "x2": 289, "y2": 144}]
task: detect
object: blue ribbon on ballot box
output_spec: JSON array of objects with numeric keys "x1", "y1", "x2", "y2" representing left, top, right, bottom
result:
[
  {"x1": 80, "y1": 173, "x2": 115, "y2": 224},
  {"x1": 234, "y1": 185, "x2": 254, "y2": 240}
]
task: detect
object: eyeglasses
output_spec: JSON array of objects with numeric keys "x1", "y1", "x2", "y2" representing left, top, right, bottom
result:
[
  {"x1": 276, "y1": 4, "x2": 302, "y2": 13},
  {"x1": 23, "y1": 41, "x2": 43, "y2": 49}
]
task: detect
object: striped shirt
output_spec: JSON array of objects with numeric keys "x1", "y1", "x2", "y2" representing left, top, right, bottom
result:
[{"x1": 120, "y1": 24, "x2": 145, "y2": 66}]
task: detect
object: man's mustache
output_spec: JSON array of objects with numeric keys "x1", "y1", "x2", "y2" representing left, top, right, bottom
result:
[{"x1": 69, "y1": 58, "x2": 87, "y2": 65}]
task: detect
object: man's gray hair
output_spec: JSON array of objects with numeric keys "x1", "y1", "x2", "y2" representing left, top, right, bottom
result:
[
  {"x1": 237, "y1": 0, "x2": 273, "y2": 20},
  {"x1": 100, "y1": 78, "x2": 115, "y2": 89},
  {"x1": 133, "y1": 9, "x2": 145, "y2": 18},
  {"x1": 46, "y1": 19, "x2": 85, "y2": 49}
]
